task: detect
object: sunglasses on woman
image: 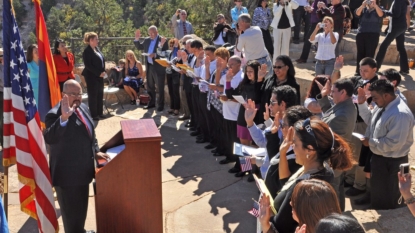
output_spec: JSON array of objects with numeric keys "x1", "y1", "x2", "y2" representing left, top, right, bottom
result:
[{"x1": 273, "y1": 65, "x2": 286, "y2": 69}]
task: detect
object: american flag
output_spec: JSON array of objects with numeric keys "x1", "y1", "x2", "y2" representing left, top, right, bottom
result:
[
  {"x1": 248, "y1": 201, "x2": 260, "y2": 218},
  {"x1": 2, "y1": 0, "x2": 59, "y2": 232},
  {"x1": 239, "y1": 156, "x2": 252, "y2": 172}
]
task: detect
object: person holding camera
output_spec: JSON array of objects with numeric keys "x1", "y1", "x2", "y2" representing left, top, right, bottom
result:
[
  {"x1": 212, "y1": 14, "x2": 236, "y2": 47},
  {"x1": 354, "y1": 0, "x2": 384, "y2": 75},
  {"x1": 270, "y1": 0, "x2": 299, "y2": 63},
  {"x1": 309, "y1": 16, "x2": 339, "y2": 75},
  {"x1": 398, "y1": 171, "x2": 415, "y2": 217},
  {"x1": 316, "y1": 0, "x2": 345, "y2": 57}
]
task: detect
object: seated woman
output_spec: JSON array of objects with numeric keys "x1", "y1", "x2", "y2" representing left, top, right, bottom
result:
[
  {"x1": 315, "y1": 213, "x2": 365, "y2": 233},
  {"x1": 290, "y1": 179, "x2": 341, "y2": 233},
  {"x1": 310, "y1": 16, "x2": 339, "y2": 75},
  {"x1": 304, "y1": 76, "x2": 329, "y2": 118},
  {"x1": 124, "y1": 50, "x2": 144, "y2": 105},
  {"x1": 259, "y1": 118, "x2": 354, "y2": 233}
]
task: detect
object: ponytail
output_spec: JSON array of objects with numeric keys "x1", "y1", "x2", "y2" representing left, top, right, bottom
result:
[{"x1": 328, "y1": 134, "x2": 355, "y2": 171}]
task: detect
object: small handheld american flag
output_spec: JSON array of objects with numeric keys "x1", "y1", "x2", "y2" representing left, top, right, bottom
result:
[
  {"x1": 239, "y1": 156, "x2": 252, "y2": 172},
  {"x1": 248, "y1": 201, "x2": 260, "y2": 218}
]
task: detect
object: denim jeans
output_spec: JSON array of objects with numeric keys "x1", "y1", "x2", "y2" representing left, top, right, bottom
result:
[{"x1": 315, "y1": 58, "x2": 335, "y2": 75}]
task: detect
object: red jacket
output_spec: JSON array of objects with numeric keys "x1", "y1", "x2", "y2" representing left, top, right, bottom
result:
[{"x1": 53, "y1": 52, "x2": 75, "y2": 82}]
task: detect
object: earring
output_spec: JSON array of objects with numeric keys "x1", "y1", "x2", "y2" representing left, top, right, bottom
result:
[{"x1": 306, "y1": 154, "x2": 310, "y2": 159}]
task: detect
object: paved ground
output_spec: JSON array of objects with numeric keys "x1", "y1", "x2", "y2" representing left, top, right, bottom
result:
[{"x1": 5, "y1": 62, "x2": 415, "y2": 233}]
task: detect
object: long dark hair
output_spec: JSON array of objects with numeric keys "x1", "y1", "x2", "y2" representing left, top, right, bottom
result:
[
  {"x1": 275, "y1": 55, "x2": 296, "y2": 80},
  {"x1": 294, "y1": 118, "x2": 355, "y2": 171},
  {"x1": 239, "y1": 60, "x2": 260, "y2": 92},
  {"x1": 26, "y1": 44, "x2": 38, "y2": 63},
  {"x1": 53, "y1": 39, "x2": 65, "y2": 55},
  {"x1": 257, "y1": 0, "x2": 268, "y2": 7},
  {"x1": 307, "y1": 76, "x2": 328, "y2": 99}
]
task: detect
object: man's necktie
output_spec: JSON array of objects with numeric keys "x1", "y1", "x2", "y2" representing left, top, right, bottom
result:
[
  {"x1": 183, "y1": 22, "x2": 187, "y2": 35},
  {"x1": 373, "y1": 108, "x2": 385, "y2": 128},
  {"x1": 75, "y1": 108, "x2": 91, "y2": 137}
]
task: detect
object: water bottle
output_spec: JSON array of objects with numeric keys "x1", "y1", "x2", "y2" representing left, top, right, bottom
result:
[{"x1": 136, "y1": 96, "x2": 140, "y2": 106}]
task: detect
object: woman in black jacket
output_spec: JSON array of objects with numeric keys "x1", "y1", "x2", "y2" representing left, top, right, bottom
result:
[
  {"x1": 81, "y1": 32, "x2": 106, "y2": 120},
  {"x1": 259, "y1": 55, "x2": 300, "y2": 119},
  {"x1": 212, "y1": 14, "x2": 236, "y2": 47}
]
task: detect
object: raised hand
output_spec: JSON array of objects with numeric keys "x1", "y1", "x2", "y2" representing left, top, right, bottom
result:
[
  {"x1": 216, "y1": 57, "x2": 227, "y2": 71},
  {"x1": 197, "y1": 50, "x2": 205, "y2": 61},
  {"x1": 315, "y1": 79, "x2": 331, "y2": 97},
  {"x1": 61, "y1": 94, "x2": 75, "y2": 121},
  {"x1": 135, "y1": 29, "x2": 141, "y2": 40},
  {"x1": 357, "y1": 87, "x2": 367, "y2": 104},
  {"x1": 295, "y1": 224, "x2": 307, "y2": 233},
  {"x1": 205, "y1": 55, "x2": 211, "y2": 68},
  {"x1": 258, "y1": 64, "x2": 268, "y2": 81},
  {"x1": 263, "y1": 103, "x2": 270, "y2": 121},
  {"x1": 259, "y1": 194, "x2": 272, "y2": 230},
  {"x1": 160, "y1": 36, "x2": 167, "y2": 46},
  {"x1": 270, "y1": 112, "x2": 281, "y2": 134},
  {"x1": 226, "y1": 69, "x2": 234, "y2": 81},
  {"x1": 334, "y1": 55, "x2": 344, "y2": 70},
  {"x1": 244, "y1": 99, "x2": 257, "y2": 127},
  {"x1": 280, "y1": 126, "x2": 294, "y2": 155},
  {"x1": 398, "y1": 172, "x2": 412, "y2": 197}
]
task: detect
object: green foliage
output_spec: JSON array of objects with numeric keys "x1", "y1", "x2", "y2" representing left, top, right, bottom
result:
[{"x1": 13, "y1": 0, "x2": 28, "y2": 27}]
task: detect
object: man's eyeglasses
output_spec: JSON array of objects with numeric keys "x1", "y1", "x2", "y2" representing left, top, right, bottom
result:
[
  {"x1": 63, "y1": 92, "x2": 83, "y2": 98},
  {"x1": 302, "y1": 118, "x2": 319, "y2": 148},
  {"x1": 269, "y1": 99, "x2": 278, "y2": 106},
  {"x1": 273, "y1": 65, "x2": 286, "y2": 70}
]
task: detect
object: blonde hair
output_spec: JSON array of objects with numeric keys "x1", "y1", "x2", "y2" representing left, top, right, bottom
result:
[
  {"x1": 124, "y1": 50, "x2": 139, "y2": 74},
  {"x1": 322, "y1": 16, "x2": 334, "y2": 25},
  {"x1": 83, "y1": 32, "x2": 98, "y2": 44}
]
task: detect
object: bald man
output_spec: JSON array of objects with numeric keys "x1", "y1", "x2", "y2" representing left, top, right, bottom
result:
[{"x1": 44, "y1": 80, "x2": 108, "y2": 233}]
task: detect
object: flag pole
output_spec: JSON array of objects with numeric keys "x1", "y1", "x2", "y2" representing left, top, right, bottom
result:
[{"x1": 3, "y1": 165, "x2": 8, "y2": 219}]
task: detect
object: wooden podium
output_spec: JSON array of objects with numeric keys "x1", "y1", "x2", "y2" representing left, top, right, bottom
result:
[{"x1": 96, "y1": 119, "x2": 162, "y2": 232}]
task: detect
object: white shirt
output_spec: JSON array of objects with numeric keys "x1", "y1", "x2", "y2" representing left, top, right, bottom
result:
[
  {"x1": 236, "y1": 26, "x2": 269, "y2": 61},
  {"x1": 220, "y1": 69, "x2": 244, "y2": 121},
  {"x1": 213, "y1": 32, "x2": 225, "y2": 45},
  {"x1": 196, "y1": 59, "x2": 217, "y2": 92},
  {"x1": 310, "y1": 32, "x2": 339, "y2": 60}
]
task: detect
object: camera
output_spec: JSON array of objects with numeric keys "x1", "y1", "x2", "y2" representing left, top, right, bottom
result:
[
  {"x1": 400, "y1": 163, "x2": 410, "y2": 175},
  {"x1": 366, "y1": 0, "x2": 371, "y2": 4},
  {"x1": 319, "y1": 23, "x2": 326, "y2": 28}
]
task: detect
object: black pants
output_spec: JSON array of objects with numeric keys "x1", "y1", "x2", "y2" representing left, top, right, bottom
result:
[
  {"x1": 334, "y1": 29, "x2": 343, "y2": 58},
  {"x1": 55, "y1": 185, "x2": 89, "y2": 233},
  {"x1": 375, "y1": 26, "x2": 409, "y2": 72},
  {"x1": 166, "y1": 72, "x2": 181, "y2": 110},
  {"x1": 84, "y1": 76, "x2": 104, "y2": 118},
  {"x1": 223, "y1": 119, "x2": 239, "y2": 163},
  {"x1": 211, "y1": 105, "x2": 225, "y2": 154},
  {"x1": 261, "y1": 28, "x2": 274, "y2": 59},
  {"x1": 299, "y1": 22, "x2": 318, "y2": 61},
  {"x1": 371, "y1": 154, "x2": 408, "y2": 210},
  {"x1": 184, "y1": 77, "x2": 194, "y2": 125},
  {"x1": 191, "y1": 85, "x2": 201, "y2": 130},
  {"x1": 356, "y1": 33, "x2": 380, "y2": 73},
  {"x1": 293, "y1": 6, "x2": 310, "y2": 41},
  {"x1": 198, "y1": 92, "x2": 210, "y2": 141},
  {"x1": 146, "y1": 63, "x2": 166, "y2": 107}
]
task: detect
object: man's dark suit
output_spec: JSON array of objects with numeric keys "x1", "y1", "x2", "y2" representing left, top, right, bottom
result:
[
  {"x1": 82, "y1": 45, "x2": 105, "y2": 118},
  {"x1": 134, "y1": 36, "x2": 169, "y2": 108},
  {"x1": 44, "y1": 102, "x2": 99, "y2": 233}
]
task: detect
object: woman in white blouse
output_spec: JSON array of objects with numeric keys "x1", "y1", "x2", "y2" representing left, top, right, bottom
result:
[
  {"x1": 309, "y1": 16, "x2": 339, "y2": 75},
  {"x1": 270, "y1": 0, "x2": 299, "y2": 63}
]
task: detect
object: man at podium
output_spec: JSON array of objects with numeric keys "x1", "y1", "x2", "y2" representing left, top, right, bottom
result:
[{"x1": 43, "y1": 80, "x2": 109, "y2": 233}]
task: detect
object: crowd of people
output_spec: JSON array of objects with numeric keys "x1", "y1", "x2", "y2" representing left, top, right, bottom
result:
[{"x1": 1, "y1": 0, "x2": 415, "y2": 232}]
